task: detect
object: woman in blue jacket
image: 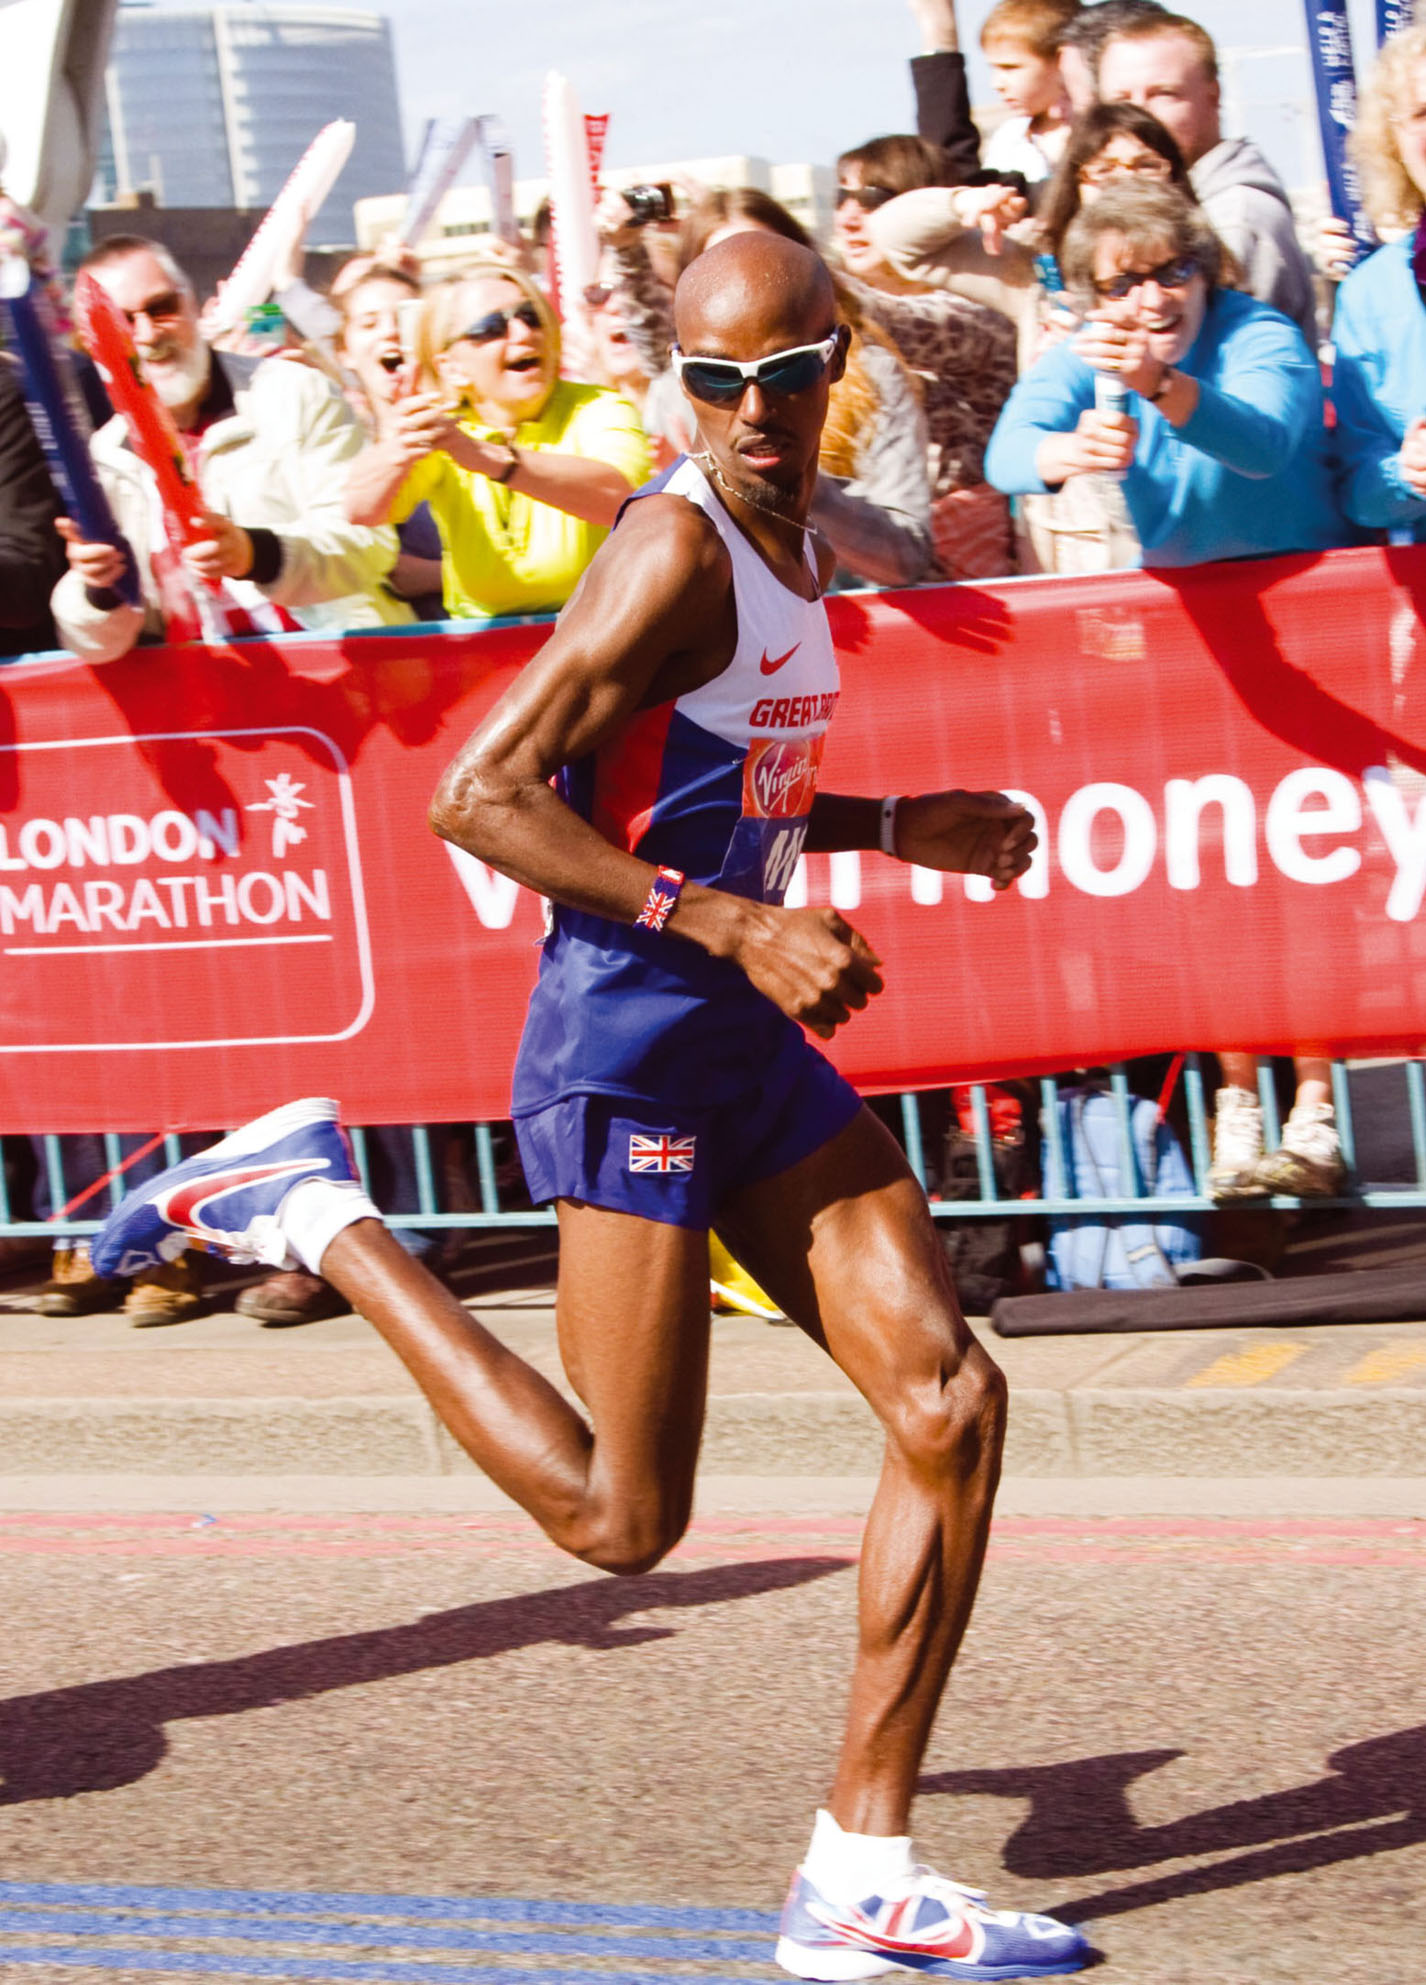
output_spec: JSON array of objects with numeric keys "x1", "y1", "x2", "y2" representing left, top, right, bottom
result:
[
  {"x1": 988, "y1": 179, "x2": 1352, "y2": 1202},
  {"x1": 1331, "y1": 22, "x2": 1426, "y2": 538},
  {"x1": 985, "y1": 181, "x2": 1344, "y2": 568}
]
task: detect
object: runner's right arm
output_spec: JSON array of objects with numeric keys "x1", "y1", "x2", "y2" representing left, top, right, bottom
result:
[{"x1": 429, "y1": 496, "x2": 884, "y2": 1038}]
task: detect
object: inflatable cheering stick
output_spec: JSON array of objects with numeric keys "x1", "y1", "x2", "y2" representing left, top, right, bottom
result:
[
  {"x1": 0, "y1": 253, "x2": 140, "y2": 606},
  {"x1": 208, "y1": 119, "x2": 356, "y2": 334},
  {"x1": 73, "y1": 267, "x2": 234, "y2": 642}
]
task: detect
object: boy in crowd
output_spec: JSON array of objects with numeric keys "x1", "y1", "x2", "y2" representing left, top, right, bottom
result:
[{"x1": 979, "y1": 0, "x2": 1081, "y2": 184}]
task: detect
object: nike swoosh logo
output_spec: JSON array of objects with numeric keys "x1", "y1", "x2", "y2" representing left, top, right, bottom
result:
[{"x1": 759, "y1": 644, "x2": 800, "y2": 676}]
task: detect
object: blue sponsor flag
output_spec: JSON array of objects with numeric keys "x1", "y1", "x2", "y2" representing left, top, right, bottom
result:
[{"x1": 1305, "y1": 0, "x2": 1378, "y2": 260}]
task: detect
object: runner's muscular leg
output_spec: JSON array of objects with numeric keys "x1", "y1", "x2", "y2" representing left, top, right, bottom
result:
[
  {"x1": 319, "y1": 1205, "x2": 710, "y2": 1574},
  {"x1": 717, "y1": 1106, "x2": 1005, "y2": 1837}
]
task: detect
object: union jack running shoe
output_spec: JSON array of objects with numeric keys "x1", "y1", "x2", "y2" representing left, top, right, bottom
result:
[
  {"x1": 91, "y1": 1098, "x2": 358, "y2": 1279},
  {"x1": 775, "y1": 1864, "x2": 1090, "y2": 1981}
]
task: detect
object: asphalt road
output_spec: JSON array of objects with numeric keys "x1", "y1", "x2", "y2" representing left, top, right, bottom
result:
[{"x1": 0, "y1": 1499, "x2": 1422, "y2": 1985}]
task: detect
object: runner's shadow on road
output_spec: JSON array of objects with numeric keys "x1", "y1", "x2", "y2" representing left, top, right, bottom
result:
[
  {"x1": 920, "y1": 1723, "x2": 1426, "y2": 1921},
  {"x1": 0, "y1": 1554, "x2": 847, "y2": 1806}
]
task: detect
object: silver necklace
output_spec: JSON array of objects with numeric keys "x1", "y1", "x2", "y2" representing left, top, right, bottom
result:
[{"x1": 694, "y1": 451, "x2": 816, "y2": 536}]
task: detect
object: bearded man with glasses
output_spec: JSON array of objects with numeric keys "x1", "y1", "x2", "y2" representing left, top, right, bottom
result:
[
  {"x1": 91, "y1": 230, "x2": 1086, "y2": 1984},
  {"x1": 50, "y1": 234, "x2": 413, "y2": 662}
]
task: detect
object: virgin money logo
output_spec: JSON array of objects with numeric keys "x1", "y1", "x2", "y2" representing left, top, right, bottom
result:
[
  {"x1": 743, "y1": 736, "x2": 824, "y2": 819},
  {"x1": 0, "y1": 726, "x2": 373, "y2": 1054}
]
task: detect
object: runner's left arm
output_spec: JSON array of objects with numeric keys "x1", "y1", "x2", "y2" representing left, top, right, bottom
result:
[{"x1": 805, "y1": 789, "x2": 1035, "y2": 891}]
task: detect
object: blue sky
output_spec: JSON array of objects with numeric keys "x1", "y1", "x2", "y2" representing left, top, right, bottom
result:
[{"x1": 370, "y1": 0, "x2": 1384, "y2": 196}]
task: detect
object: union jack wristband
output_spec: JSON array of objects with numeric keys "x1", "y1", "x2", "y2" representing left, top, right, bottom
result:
[{"x1": 634, "y1": 865, "x2": 686, "y2": 934}]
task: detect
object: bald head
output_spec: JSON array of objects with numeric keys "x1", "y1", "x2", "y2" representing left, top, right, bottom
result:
[{"x1": 674, "y1": 231, "x2": 836, "y2": 356}]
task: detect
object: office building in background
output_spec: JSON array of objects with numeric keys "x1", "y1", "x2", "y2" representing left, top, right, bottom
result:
[{"x1": 95, "y1": 1, "x2": 407, "y2": 244}]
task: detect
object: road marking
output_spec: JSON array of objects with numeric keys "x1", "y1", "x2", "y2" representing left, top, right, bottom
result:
[
  {"x1": 1344, "y1": 1343, "x2": 1426, "y2": 1386},
  {"x1": 0, "y1": 1513, "x2": 1420, "y2": 1568},
  {"x1": 0, "y1": 1881, "x2": 781, "y2": 1981},
  {"x1": 1186, "y1": 1343, "x2": 1307, "y2": 1388}
]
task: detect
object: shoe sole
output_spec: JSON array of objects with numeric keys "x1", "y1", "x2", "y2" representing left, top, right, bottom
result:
[
  {"x1": 774, "y1": 1938, "x2": 1088, "y2": 1981},
  {"x1": 234, "y1": 1297, "x2": 348, "y2": 1325},
  {"x1": 1254, "y1": 1167, "x2": 1347, "y2": 1198},
  {"x1": 126, "y1": 1302, "x2": 205, "y2": 1327}
]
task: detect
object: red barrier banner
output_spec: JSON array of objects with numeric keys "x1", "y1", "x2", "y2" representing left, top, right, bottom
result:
[{"x1": 2, "y1": 545, "x2": 1425, "y2": 1131}]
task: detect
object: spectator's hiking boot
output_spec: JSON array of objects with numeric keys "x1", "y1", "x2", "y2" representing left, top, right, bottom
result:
[
  {"x1": 1254, "y1": 1104, "x2": 1347, "y2": 1198},
  {"x1": 91, "y1": 1098, "x2": 367, "y2": 1278},
  {"x1": 1206, "y1": 1085, "x2": 1269, "y2": 1200},
  {"x1": 0, "y1": 1237, "x2": 54, "y2": 1280},
  {"x1": 235, "y1": 1269, "x2": 348, "y2": 1326},
  {"x1": 29, "y1": 1243, "x2": 125, "y2": 1316},
  {"x1": 123, "y1": 1252, "x2": 205, "y2": 1326},
  {"x1": 776, "y1": 1862, "x2": 1090, "y2": 1980}
]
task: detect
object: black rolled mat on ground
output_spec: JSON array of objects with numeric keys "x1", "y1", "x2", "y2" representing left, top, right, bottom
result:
[{"x1": 990, "y1": 1264, "x2": 1426, "y2": 1337}]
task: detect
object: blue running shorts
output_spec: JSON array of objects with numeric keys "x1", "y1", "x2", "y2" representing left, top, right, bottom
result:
[{"x1": 513, "y1": 1024, "x2": 862, "y2": 1229}]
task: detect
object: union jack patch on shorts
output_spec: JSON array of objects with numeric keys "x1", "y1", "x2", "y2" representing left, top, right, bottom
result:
[{"x1": 628, "y1": 1133, "x2": 697, "y2": 1174}]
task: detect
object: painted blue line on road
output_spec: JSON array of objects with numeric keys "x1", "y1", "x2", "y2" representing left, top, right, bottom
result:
[
  {"x1": 0, "y1": 1882, "x2": 778, "y2": 1934},
  {"x1": 0, "y1": 1942, "x2": 776, "y2": 1982},
  {"x1": 0, "y1": 1907, "x2": 769, "y2": 1964}
]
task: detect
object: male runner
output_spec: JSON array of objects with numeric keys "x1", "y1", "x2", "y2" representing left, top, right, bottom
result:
[{"x1": 93, "y1": 232, "x2": 1089, "y2": 1982}]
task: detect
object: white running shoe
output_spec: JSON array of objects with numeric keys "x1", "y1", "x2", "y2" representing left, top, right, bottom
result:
[
  {"x1": 775, "y1": 1861, "x2": 1090, "y2": 1980},
  {"x1": 1254, "y1": 1103, "x2": 1346, "y2": 1197}
]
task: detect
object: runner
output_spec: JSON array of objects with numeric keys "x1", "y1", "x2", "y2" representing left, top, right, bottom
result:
[{"x1": 92, "y1": 231, "x2": 1089, "y2": 1983}]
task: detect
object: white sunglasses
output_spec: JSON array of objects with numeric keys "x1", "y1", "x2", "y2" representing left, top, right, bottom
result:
[{"x1": 669, "y1": 331, "x2": 842, "y2": 405}]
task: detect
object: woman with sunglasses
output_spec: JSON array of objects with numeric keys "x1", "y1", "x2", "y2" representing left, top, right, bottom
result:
[
  {"x1": 345, "y1": 264, "x2": 650, "y2": 620},
  {"x1": 985, "y1": 182, "x2": 1343, "y2": 567},
  {"x1": 934, "y1": 103, "x2": 1196, "y2": 573}
]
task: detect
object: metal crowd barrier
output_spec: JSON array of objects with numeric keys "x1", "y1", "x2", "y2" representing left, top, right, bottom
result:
[{"x1": 9, "y1": 1054, "x2": 1426, "y2": 1240}]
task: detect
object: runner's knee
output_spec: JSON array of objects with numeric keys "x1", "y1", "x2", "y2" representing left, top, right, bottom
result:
[
  {"x1": 887, "y1": 1345, "x2": 1007, "y2": 1481},
  {"x1": 575, "y1": 1491, "x2": 692, "y2": 1577}
]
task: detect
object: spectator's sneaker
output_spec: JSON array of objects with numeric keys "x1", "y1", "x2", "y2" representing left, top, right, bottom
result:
[
  {"x1": 1206, "y1": 1085, "x2": 1269, "y2": 1200},
  {"x1": 1254, "y1": 1104, "x2": 1346, "y2": 1198},
  {"x1": 775, "y1": 1864, "x2": 1090, "y2": 1980},
  {"x1": 91, "y1": 1099, "x2": 358, "y2": 1278}
]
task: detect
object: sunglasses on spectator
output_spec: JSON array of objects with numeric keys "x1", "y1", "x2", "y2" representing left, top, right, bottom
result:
[
  {"x1": 455, "y1": 301, "x2": 543, "y2": 345},
  {"x1": 835, "y1": 184, "x2": 897, "y2": 213},
  {"x1": 1078, "y1": 155, "x2": 1173, "y2": 187},
  {"x1": 122, "y1": 289, "x2": 185, "y2": 328},
  {"x1": 670, "y1": 331, "x2": 841, "y2": 406},
  {"x1": 582, "y1": 284, "x2": 613, "y2": 310},
  {"x1": 1091, "y1": 253, "x2": 1198, "y2": 301}
]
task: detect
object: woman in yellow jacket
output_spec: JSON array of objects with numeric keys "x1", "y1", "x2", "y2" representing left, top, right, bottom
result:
[{"x1": 346, "y1": 261, "x2": 651, "y2": 618}]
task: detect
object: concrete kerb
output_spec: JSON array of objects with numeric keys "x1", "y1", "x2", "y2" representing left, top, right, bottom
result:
[{"x1": 0, "y1": 1299, "x2": 1424, "y2": 1481}]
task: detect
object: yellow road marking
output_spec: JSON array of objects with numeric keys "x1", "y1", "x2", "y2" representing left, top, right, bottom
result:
[
  {"x1": 1345, "y1": 1343, "x2": 1426, "y2": 1387},
  {"x1": 1187, "y1": 1343, "x2": 1307, "y2": 1388}
]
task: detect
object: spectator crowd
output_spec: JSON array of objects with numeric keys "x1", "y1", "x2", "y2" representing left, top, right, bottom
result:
[{"x1": 3, "y1": 0, "x2": 1422, "y2": 1312}]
